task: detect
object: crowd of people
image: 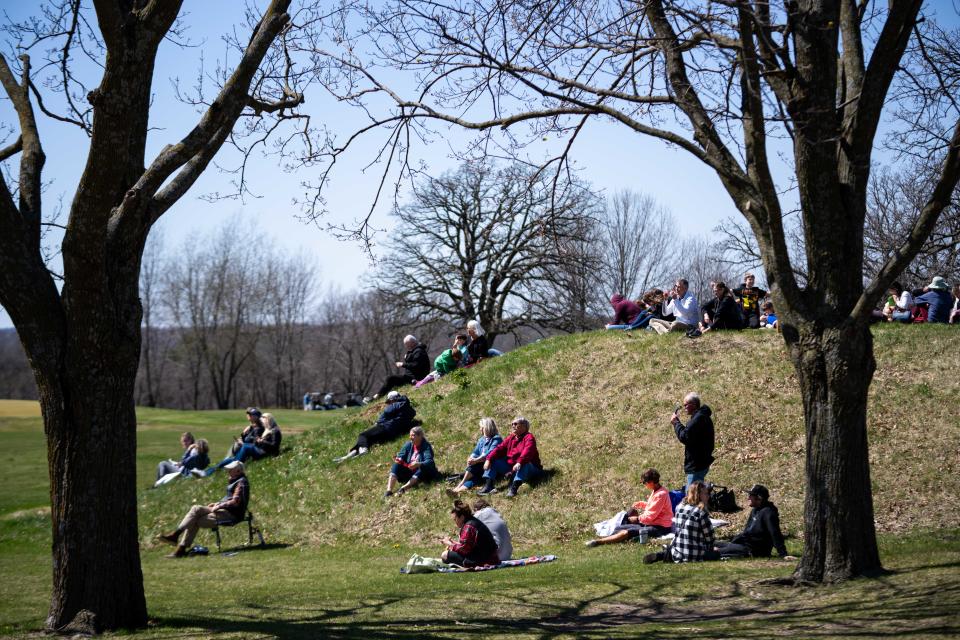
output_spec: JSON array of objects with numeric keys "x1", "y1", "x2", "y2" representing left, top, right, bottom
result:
[{"x1": 607, "y1": 272, "x2": 960, "y2": 336}]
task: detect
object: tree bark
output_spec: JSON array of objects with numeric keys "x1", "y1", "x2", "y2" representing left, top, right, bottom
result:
[{"x1": 782, "y1": 319, "x2": 882, "y2": 582}]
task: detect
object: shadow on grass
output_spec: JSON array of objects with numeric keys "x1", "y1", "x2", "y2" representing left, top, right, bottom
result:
[
  {"x1": 155, "y1": 566, "x2": 960, "y2": 640},
  {"x1": 218, "y1": 542, "x2": 291, "y2": 555}
]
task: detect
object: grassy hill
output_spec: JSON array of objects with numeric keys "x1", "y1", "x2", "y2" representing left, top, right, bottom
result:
[
  {"x1": 131, "y1": 324, "x2": 960, "y2": 550},
  {"x1": 1, "y1": 323, "x2": 959, "y2": 638}
]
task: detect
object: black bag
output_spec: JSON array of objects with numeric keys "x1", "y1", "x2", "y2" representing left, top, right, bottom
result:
[{"x1": 708, "y1": 484, "x2": 739, "y2": 513}]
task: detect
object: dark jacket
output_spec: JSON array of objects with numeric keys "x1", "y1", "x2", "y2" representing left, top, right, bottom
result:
[
  {"x1": 915, "y1": 289, "x2": 952, "y2": 323},
  {"x1": 733, "y1": 284, "x2": 767, "y2": 320},
  {"x1": 402, "y1": 343, "x2": 431, "y2": 380},
  {"x1": 730, "y1": 502, "x2": 788, "y2": 557},
  {"x1": 451, "y1": 516, "x2": 500, "y2": 566},
  {"x1": 240, "y1": 423, "x2": 265, "y2": 444},
  {"x1": 258, "y1": 429, "x2": 282, "y2": 456},
  {"x1": 178, "y1": 446, "x2": 210, "y2": 476},
  {"x1": 467, "y1": 334, "x2": 490, "y2": 361},
  {"x1": 706, "y1": 296, "x2": 744, "y2": 330},
  {"x1": 378, "y1": 395, "x2": 416, "y2": 435},
  {"x1": 610, "y1": 294, "x2": 643, "y2": 325},
  {"x1": 218, "y1": 474, "x2": 250, "y2": 522},
  {"x1": 674, "y1": 405, "x2": 715, "y2": 473}
]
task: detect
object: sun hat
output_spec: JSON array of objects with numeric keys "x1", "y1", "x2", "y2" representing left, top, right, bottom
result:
[{"x1": 927, "y1": 276, "x2": 949, "y2": 290}]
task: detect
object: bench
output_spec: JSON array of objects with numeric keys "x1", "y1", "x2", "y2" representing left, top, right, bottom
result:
[{"x1": 211, "y1": 511, "x2": 265, "y2": 552}]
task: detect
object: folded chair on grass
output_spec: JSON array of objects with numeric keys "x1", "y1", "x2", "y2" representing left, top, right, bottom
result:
[{"x1": 211, "y1": 512, "x2": 265, "y2": 552}]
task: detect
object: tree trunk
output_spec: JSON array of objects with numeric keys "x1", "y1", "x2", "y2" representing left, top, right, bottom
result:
[
  {"x1": 783, "y1": 320, "x2": 882, "y2": 582},
  {"x1": 40, "y1": 329, "x2": 146, "y2": 632}
]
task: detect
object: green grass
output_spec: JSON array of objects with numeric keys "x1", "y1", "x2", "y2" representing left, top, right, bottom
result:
[{"x1": 1, "y1": 323, "x2": 959, "y2": 638}]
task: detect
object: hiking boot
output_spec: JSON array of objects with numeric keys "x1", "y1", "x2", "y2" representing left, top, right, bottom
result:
[
  {"x1": 157, "y1": 531, "x2": 180, "y2": 546},
  {"x1": 506, "y1": 484, "x2": 520, "y2": 498},
  {"x1": 166, "y1": 545, "x2": 187, "y2": 558},
  {"x1": 643, "y1": 552, "x2": 660, "y2": 565}
]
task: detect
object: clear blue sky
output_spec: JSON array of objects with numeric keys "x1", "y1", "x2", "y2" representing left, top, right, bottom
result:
[{"x1": 2, "y1": 1, "x2": 956, "y2": 328}]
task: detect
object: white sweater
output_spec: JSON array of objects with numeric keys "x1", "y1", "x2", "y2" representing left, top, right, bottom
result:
[{"x1": 665, "y1": 291, "x2": 699, "y2": 326}]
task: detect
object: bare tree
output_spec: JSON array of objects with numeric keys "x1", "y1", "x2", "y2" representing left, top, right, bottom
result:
[
  {"x1": 601, "y1": 190, "x2": 675, "y2": 299},
  {"x1": 307, "y1": 0, "x2": 960, "y2": 583},
  {"x1": 137, "y1": 230, "x2": 169, "y2": 407},
  {"x1": 0, "y1": 1, "x2": 304, "y2": 630},
  {"x1": 375, "y1": 161, "x2": 602, "y2": 343},
  {"x1": 673, "y1": 236, "x2": 740, "y2": 306}
]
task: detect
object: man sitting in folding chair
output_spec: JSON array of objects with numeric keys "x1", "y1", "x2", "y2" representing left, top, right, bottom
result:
[{"x1": 158, "y1": 460, "x2": 249, "y2": 558}]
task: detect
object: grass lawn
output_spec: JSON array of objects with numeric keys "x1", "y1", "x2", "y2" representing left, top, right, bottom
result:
[{"x1": 1, "y1": 324, "x2": 959, "y2": 638}]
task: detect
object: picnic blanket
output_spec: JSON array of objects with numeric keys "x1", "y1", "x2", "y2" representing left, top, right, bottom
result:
[{"x1": 401, "y1": 554, "x2": 558, "y2": 574}]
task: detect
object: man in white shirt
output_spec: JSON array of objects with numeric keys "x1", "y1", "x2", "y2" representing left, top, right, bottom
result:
[{"x1": 650, "y1": 279, "x2": 699, "y2": 334}]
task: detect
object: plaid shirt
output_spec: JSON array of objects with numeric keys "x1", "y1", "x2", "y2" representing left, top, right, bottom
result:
[{"x1": 670, "y1": 502, "x2": 714, "y2": 562}]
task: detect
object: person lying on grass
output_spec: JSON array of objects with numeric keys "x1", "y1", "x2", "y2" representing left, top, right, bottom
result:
[
  {"x1": 448, "y1": 417, "x2": 503, "y2": 496},
  {"x1": 385, "y1": 426, "x2": 438, "y2": 497},
  {"x1": 644, "y1": 480, "x2": 718, "y2": 564},
  {"x1": 714, "y1": 484, "x2": 797, "y2": 560},
  {"x1": 333, "y1": 390, "x2": 416, "y2": 463},
  {"x1": 477, "y1": 416, "x2": 542, "y2": 498},
  {"x1": 158, "y1": 460, "x2": 249, "y2": 558},
  {"x1": 585, "y1": 467, "x2": 673, "y2": 547},
  {"x1": 440, "y1": 500, "x2": 500, "y2": 568}
]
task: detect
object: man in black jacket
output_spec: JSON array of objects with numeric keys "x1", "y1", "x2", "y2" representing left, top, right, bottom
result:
[
  {"x1": 375, "y1": 335, "x2": 431, "y2": 398},
  {"x1": 714, "y1": 484, "x2": 796, "y2": 559},
  {"x1": 670, "y1": 392, "x2": 715, "y2": 486}
]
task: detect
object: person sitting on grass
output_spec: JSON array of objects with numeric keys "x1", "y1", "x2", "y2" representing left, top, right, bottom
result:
[
  {"x1": 155, "y1": 432, "x2": 210, "y2": 484},
  {"x1": 585, "y1": 467, "x2": 673, "y2": 547},
  {"x1": 199, "y1": 413, "x2": 282, "y2": 476},
  {"x1": 733, "y1": 272, "x2": 767, "y2": 329},
  {"x1": 915, "y1": 276, "x2": 953, "y2": 323},
  {"x1": 605, "y1": 293, "x2": 643, "y2": 330},
  {"x1": 448, "y1": 418, "x2": 503, "y2": 496},
  {"x1": 440, "y1": 500, "x2": 500, "y2": 568},
  {"x1": 374, "y1": 335, "x2": 431, "y2": 399},
  {"x1": 385, "y1": 426, "x2": 438, "y2": 497},
  {"x1": 466, "y1": 320, "x2": 493, "y2": 362},
  {"x1": 414, "y1": 347, "x2": 463, "y2": 388},
  {"x1": 478, "y1": 416, "x2": 542, "y2": 498},
  {"x1": 471, "y1": 498, "x2": 513, "y2": 561},
  {"x1": 644, "y1": 480, "x2": 718, "y2": 564},
  {"x1": 950, "y1": 284, "x2": 960, "y2": 324},
  {"x1": 158, "y1": 460, "x2": 249, "y2": 558},
  {"x1": 714, "y1": 484, "x2": 796, "y2": 560},
  {"x1": 760, "y1": 301, "x2": 778, "y2": 329},
  {"x1": 699, "y1": 282, "x2": 743, "y2": 334},
  {"x1": 333, "y1": 391, "x2": 416, "y2": 463}
]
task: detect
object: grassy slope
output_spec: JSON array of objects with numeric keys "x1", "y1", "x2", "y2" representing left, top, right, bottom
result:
[{"x1": 1, "y1": 324, "x2": 959, "y2": 637}]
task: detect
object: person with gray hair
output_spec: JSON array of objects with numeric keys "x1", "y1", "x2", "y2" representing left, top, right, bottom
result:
[
  {"x1": 448, "y1": 417, "x2": 503, "y2": 496},
  {"x1": 374, "y1": 335, "x2": 431, "y2": 398},
  {"x1": 385, "y1": 426, "x2": 438, "y2": 497},
  {"x1": 479, "y1": 416, "x2": 542, "y2": 497},
  {"x1": 670, "y1": 392, "x2": 715, "y2": 485}
]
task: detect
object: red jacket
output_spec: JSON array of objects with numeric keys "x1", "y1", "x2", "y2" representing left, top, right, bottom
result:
[{"x1": 486, "y1": 431, "x2": 541, "y2": 468}]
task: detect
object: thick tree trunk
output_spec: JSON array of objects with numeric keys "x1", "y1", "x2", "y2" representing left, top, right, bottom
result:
[
  {"x1": 39, "y1": 316, "x2": 146, "y2": 632},
  {"x1": 783, "y1": 320, "x2": 882, "y2": 582}
]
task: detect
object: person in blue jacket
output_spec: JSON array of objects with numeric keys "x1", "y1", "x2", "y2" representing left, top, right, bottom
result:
[
  {"x1": 915, "y1": 276, "x2": 953, "y2": 323},
  {"x1": 333, "y1": 391, "x2": 417, "y2": 463},
  {"x1": 155, "y1": 432, "x2": 210, "y2": 484},
  {"x1": 448, "y1": 418, "x2": 503, "y2": 496},
  {"x1": 385, "y1": 426, "x2": 438, "y2": 497}
]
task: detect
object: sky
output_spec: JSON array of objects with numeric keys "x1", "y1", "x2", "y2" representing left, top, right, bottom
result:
[{"x1": 1, "y1": 1, "x2": 957, "y2": 329}]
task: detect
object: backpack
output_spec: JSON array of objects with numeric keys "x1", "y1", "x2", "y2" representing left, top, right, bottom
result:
[
  {"x1": 708, "y1": 484, "x2": 740, "y2": 513},
  {"x1": 912, "y1": 303, "x2": 929, "y2": 324}
]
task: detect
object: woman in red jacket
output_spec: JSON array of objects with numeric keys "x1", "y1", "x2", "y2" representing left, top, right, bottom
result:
[
  {"x1": 585, "y1": 468, "x2": 674, "y2": 547},
  {"x1": 477, "y1": 416, "x2": 542, "y2": 497}
]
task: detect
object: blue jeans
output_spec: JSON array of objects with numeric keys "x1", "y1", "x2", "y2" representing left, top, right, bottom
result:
[
  {"x1": 390, "y1": 461, "x2": 438, "y2": 483},
  {"x1": 686, "y1": 468, "x2": 710, "y2": 486},
  {"x1": 483, "y1": 459, "x2": 541, "y2": 484},
  {"x1": 462, "y1": 462, "x2": 485, "y2": 488},
  {"x1": 891, "y1": 310, "x2": 912, "y2": 323}
]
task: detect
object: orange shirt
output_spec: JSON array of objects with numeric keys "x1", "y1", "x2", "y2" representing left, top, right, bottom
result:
[{"x1": 631, "y1": 485, "x2": 673, "y2": 529}]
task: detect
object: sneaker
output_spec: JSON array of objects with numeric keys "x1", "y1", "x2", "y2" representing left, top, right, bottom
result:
[
  {"x1": 395, "y1": 488, "x2": 406, "y2": 496},
  {"x1": 189, "y1": 468, "x2": 205, "y2": 479},
  {"x1": 165, "y1": 545, "x2": 187, "y2": 559},
  {"x1": 476, "y1": 487, "x2": 497, "y2": 496},
  {"x1": 643, "y1": 552, "x2": 659, "y2": 564},
  {"x1": 357, "y1": 447, "x2": 369, "y2": 455},
  {"x1": 585, "y1": 540, "x2": 599, "y2": 548},
  {"x1": 506, "y1": 485, "x2": 519, "y2": 498},
  {"x1": 383, "y1": 491, "x2": 393, "y2": 498}
]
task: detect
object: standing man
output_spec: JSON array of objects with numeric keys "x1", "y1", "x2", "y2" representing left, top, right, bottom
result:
[
  {"x1": 733, "y1": 272, "x2": 767, "y2": 329},
  {"x1": 670, "y1": 392, "x2": 715, "y2": 485},
  {"x1": 650, "y1": 279, "x2": 699, "y2": 334},
  {"x1": 374, "y1": 335, "x2": 430, "y2": 398},
  {"x1": 479, "y1": 416, "x2": 542, "y2": 497},
  {"x1": 158, "y1": 460, "x2": 250, "y2": 558}
]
